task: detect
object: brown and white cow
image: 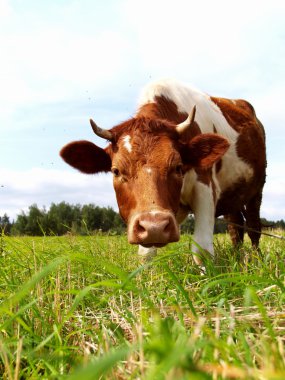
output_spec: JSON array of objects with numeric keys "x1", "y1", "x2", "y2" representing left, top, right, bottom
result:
[{"x1": 60, "y1": 79, "x2": 266, "y2": 264}]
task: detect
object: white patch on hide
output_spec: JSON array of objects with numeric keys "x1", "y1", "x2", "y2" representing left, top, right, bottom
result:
[
  {"x1": 216, "y1": 146, "x2": 253, "y2": 191},
  {"x1": 138, "y1": 245, "x2": 157, "y2": 257},
  {"x1": 180, "y1": 171, "x2": 215, "y2": 264},
  {"x1": 122, "y1": 135, "x2": 132, "y2": 153}
]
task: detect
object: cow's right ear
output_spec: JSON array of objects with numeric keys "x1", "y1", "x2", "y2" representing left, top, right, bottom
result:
[
  {"x1": 60, "y1": 140, "x2": 111, "y2": 174},
  {"x1": 181, "y1": 134, "x2": 230, "y2": 169}
]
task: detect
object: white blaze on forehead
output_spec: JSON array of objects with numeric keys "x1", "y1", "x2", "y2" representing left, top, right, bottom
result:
[{"x1": 122, "y1": 135, "x2": 132, "y2": 153}]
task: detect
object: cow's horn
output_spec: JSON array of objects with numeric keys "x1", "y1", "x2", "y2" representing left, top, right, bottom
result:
[
  {"x1": 90, "y1": 119, "x2": 113, "y2": 140},
  {"x1": 176, "y1": 105, "x2": 196, "y2": 135}
]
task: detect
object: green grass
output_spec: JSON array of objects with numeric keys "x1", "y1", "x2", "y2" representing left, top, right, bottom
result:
[{"x1": 0, "y1": 232, "x2": 284, "y2": 379}]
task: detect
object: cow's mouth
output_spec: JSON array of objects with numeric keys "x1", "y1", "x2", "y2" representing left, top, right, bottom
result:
[{"x1": 140, "y1": 243, "x2": 167, "y2": 248}]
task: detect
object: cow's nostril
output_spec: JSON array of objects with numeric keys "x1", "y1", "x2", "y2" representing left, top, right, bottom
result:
[{"x1": 137, "y1": 223, "x2": 146, "y2": 234}]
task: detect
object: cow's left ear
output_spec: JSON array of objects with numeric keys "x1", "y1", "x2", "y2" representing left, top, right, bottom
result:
[
  {"x1": 60, "y1": 140, "x2": 111, "y2": 174},
  {"x1": 181, "y1": 134, "x2": 230, "y2": 168}
]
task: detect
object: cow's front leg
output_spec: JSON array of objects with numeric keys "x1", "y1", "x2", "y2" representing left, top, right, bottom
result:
[{"x1": 191, "y1": 182, "x2": 216, "y2": 265}]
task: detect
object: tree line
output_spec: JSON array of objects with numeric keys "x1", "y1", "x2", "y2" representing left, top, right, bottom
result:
[
  {"x1": 0, "y1": 202, "x2": 125, "y2": 236},
  {"x1": 0, "y1": 202, "x2": 284, "y2": 236}
]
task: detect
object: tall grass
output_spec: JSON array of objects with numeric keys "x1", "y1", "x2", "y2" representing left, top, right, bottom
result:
[{"x1": 0, "y1": 232, "x2": 284, "y2": 379}]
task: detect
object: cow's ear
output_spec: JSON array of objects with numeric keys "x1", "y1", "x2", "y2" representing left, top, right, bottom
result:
[
  {"x1": 181, "y1": 134, "x2": 230, "y2": 168},
  {"x1": 60, "y1": 140, "x2": 111, "y2": 174}
]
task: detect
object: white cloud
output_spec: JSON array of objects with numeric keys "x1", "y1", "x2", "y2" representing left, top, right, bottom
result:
[
  {"x1": 0, "y1": 168, "x2": 117, "y2": 220},
  {"x1": 123, "y1": 0, "x2": 284, "y2": 82},
  {"x1": 1, "y1": 0, "x2": 284, "y2": 124},
  {"x1": 0, "y1": 31, "x2": 130, "y2": 106},
  {"x1": 253, "y1": 83, "x2": 285, "y2": 129},
  {"x1": 0, "y1": 0, "x2": 12, "y2": 19},
  {"x1": 0, "y1": 1, "x2": 133, "y2": 128},
  {"x1": 262, "y1": 162, "x2": 285, "y2": 221}
]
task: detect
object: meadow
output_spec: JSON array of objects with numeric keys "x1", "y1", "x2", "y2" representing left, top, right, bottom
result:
[{"x1": 0, "y1": 232, "x2": 284, "y2": 379}]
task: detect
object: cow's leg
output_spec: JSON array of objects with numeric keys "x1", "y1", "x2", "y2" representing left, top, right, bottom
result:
[
  {"x1": 138, "y1": 245, "x2": 157, "y2": 258},
  {"x1": 191, "y1": 183, "x2": 215, "y2": 265},
  {"x1": 245, "y1": 192, "x2": 263, "y2": 248},
  {"x1": 224, "y1": 212, "x2": 245, "y2": 246}
]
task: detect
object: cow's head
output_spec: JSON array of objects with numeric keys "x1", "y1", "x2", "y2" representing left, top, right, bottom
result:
[{"x1": 60, "y1": 107, "x2": 229, "y2": 247}]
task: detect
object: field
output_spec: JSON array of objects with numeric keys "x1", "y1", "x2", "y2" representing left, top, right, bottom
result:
[{"x1": 0, "y1": 232, "x2": 284, "y2": 379}]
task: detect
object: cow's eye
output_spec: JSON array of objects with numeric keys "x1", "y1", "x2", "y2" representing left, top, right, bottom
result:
[
  {"x1": 112, "y1": 167, "x2": 120, "y2": 177},
  {"x1": 175, "y1": 164, "x2": 183, "y2": 175}
]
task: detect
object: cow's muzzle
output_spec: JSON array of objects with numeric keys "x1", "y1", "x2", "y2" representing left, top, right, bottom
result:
[{"x1": 128, "y1": 211, "x2": 180, "y2": 247}]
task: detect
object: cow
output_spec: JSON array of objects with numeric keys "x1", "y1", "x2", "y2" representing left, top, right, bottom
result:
[{"x1": 60, "y1": 79, "x2": 266, "y2": 265}]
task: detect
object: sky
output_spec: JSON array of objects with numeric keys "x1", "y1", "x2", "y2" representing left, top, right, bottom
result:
[{"x1": 0, "y1": 0, "x2": 285, "y2": 221}]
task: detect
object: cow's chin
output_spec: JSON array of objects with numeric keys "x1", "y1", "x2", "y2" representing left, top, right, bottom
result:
[{"x1": 139, "y1": 243, "x2": 167, "y2": 248}]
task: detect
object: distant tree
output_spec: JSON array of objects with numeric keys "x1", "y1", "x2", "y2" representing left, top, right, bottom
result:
[
  {"x1": 81, "y1": 204, "x2": 125, "y2": 234},
  {"x1": 81, "y1": 204, "x2": 103, "y2": 233},
  {"x1": 24, "y1": 204, "x2": 46, "y2": 235},
  {"x1": 261, "y1": 218, "x2": 275, "y2": 228},
  {"x1": 113, "y1": 212, "x2": 126, "y2": 234},
  {"x1": 101, "y1": 207, "x2": 118, "y2": 232},
  {"x1": 276, "y1": 219, "x2": 285, "y2": 229},
  {"x1": 11, "y1": 212, "x2": 28, "y2": 235},
  {"x1": 180, "y1": 215, "x2": 195, "y2": 234},
  {"x1": 214, "y1": 218, "x2": 227, "y2": 234},
  {"x1": 47, "y1": 202, "x2": 81, "y2": 235},
  {"x1": 0, "y1": 214, "x2": 12, "y2": 235}
]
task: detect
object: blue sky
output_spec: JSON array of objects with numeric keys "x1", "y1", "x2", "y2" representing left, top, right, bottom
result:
[{"x1": 0, "y1": 0, "x2": 285, "y2": 221}]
